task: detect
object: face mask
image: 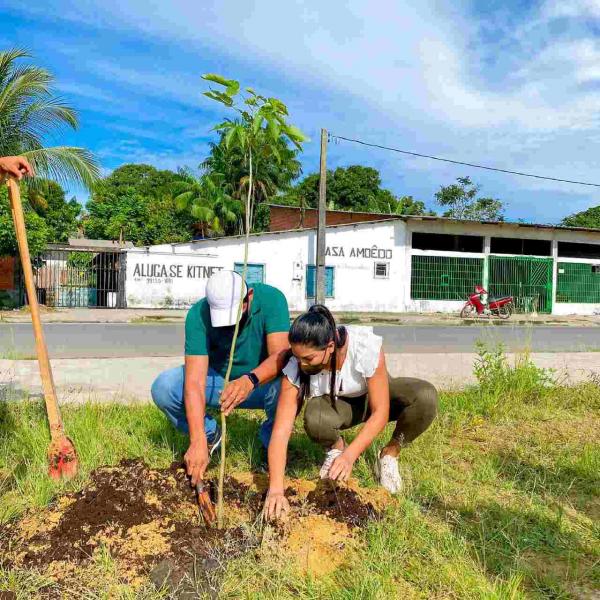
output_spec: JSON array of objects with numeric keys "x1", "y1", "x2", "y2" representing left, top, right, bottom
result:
[
  {"x1": 299, "y1": 347, "x2": 330, "y2": 375},
  {"x1": 300, "y1": 364, "x2": 325, "y2": 376}
]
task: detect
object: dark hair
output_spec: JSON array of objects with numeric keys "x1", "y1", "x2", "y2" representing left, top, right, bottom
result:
[{"x1": 288, "y1": 304, "x2": 347, "y2": 412}]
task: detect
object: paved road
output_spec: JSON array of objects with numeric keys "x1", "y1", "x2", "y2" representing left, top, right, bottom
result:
[{"x1": 1, "y1": 323, "x2": 599, "y2": 358}]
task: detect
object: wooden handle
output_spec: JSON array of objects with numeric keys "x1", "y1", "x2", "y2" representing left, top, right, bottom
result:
[{"x1": 7, "y1": 178, "x2": 64, "y2": 438}]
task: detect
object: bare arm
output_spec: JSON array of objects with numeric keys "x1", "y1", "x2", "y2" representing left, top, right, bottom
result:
[
  {"x1": 264, "y1": 376, "x2": 299, "y2": 520},
  {"x1": 254, "y1": 332, "x2": 290, "y2": 383},
  {"x1": 221, "y1": 331, "x2": 289, "y2": 416},
  {"x1": 328, "y1": 350, "x2": 390, "y2": 481},
  {"x1": 183, "y1": 354, "x2": 209, "y2": 485},
  {"x1": 267, "y1": 376, "x2": 299, "y2": 492}
]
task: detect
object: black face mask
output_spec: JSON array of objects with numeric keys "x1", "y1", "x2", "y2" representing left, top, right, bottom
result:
[{"x1": 299, "y1": 347, "x2": 329, "y2": 375}]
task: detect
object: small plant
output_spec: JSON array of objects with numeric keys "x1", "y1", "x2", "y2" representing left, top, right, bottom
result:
[
  {"x1": 473, "y1": 341, "x2": 554, "y2": 409},
  {"x1": 201, "y1": 73, "x2": 308, "y2": 527}
]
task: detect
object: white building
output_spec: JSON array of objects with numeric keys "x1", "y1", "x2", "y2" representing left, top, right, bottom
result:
[{"x1": 125, "y1": 216, "x2": 600, "y2": 315}]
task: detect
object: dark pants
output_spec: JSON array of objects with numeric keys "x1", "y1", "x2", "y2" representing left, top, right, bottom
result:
[{"x1": 303, "y1": 377, "x2": 438, "y2": 447}]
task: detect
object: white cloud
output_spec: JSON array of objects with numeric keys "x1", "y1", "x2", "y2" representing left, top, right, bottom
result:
[
  {"x1": 542, "y1": 0, "x2": 600, "y2": 19},
  {"x1": 5, "y1": 0, "x2": 600, "y2": 221}
]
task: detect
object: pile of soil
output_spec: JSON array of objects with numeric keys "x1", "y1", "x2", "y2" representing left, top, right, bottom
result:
[{"x1": 0, "y1": 458, "x2": 384, "y2": 594}]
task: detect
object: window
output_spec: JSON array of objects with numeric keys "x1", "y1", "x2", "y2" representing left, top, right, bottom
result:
[
  {"x1": 411, "y1": 255, "x2": 484, "y2": 300},
  {"x1": 234, "y1": 263, "x2": 264, "y2": 284},
  {"x1": 412, "y1": 232, "x2": 483, "y2": 253},
  {"x1": 306, "y1": 265, "x2": 334, "y2": 298},
  {"x1": 557, "y1": 242, "x2": 600, "y2": 260},
  {"x1": 374, "y1": 262, "x2": 389, "y2": 278},
  {"x1": 490, "y1": 237, "x2": 551, "y2": 256},
  {"x1": 556, "y1": 262, "x2": 600, "y2": 303}
]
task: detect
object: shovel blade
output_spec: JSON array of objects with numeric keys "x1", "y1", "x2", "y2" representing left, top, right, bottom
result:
[
  {"x1": 196, "y1": 484, "x2": 217, "y2": 526},
  {"x1": 48, "y1": 436, "x2": 78, "y2": 481}
]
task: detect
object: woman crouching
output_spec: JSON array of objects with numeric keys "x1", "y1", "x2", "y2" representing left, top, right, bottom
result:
[{"x1": 264, "y1": 304, "x2": 439, "y2": 521}]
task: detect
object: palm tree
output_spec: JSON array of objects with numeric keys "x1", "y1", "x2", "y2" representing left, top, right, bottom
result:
[
  {"x1": 201, "y1": 128, "x2": 302, "y2": 232},
  {"x1": 174, "y1": 169, "x2": 242, "y2": 237},
  {"x1": 0, "y1": 48, "x2": 99, "y2": 190}
]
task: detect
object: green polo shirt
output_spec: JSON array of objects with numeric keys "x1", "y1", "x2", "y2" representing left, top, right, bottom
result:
[{"x1": 184, "y1": 283, "x2": 290, "y2": 380}]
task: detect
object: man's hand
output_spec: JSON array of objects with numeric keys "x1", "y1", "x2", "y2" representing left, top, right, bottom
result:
[
  {"x1": 327, "y1": 451, "x2": 357, "y2": 483},
  {"x1": 220, "y1": 375, "x2": 255, "y2": 416},
  {"x1": 184, "y1": 439, "x2": 209, "y2": 486},
  {"x1": 0, "y1": 156, "x2": 33, "y2": 179},
  {"x1": 263, "y1": 489, "x2": 290, "y2": 522}
]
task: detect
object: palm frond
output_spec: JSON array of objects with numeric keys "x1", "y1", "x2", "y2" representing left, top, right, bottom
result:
[{"x1": 23, "y1": 146, "x2": 100, "y2": 192}]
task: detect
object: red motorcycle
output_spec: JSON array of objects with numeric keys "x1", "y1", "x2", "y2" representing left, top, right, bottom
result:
[{"x1": 460, "y1": 285, "x2": 514, "y2": 319}]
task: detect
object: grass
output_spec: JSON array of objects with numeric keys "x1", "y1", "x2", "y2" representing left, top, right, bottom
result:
[{"x1": 0, "y1": 346, "x2": 598, "y2": 599}]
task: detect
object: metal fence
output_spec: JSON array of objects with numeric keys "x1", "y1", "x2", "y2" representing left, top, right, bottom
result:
[
  {"x1": 556, "y1": 262, "x2": 600, "y2": 303},
  {"x1": 27, "y1": 249, "x2": 126, "y2": 308},
  {"x1": 488, "y1": 256, "x2": 553, "y2": 313},
  {"x1": 411, "y1": 255, "x2": 484, "y2": 301}
]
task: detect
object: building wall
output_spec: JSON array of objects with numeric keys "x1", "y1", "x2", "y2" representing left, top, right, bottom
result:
[
  {"x1": 126, "y1": 221, "x2": 407, "y2": 311},
  {"x1": 125, "y1": 218, "x2": 600, "y2": 315},
  {"x1": 268, "y1": 205, "x2": 396, "y2": 232}
]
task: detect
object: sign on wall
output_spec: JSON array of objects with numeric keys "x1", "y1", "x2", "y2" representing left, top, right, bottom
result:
[{"x1": 126, "y1": 253, "x2": 225, "y2": 308}]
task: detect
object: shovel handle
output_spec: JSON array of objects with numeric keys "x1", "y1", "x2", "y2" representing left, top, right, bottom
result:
[{"x1": 6, "y1": 177, "x2": 64, "y2": 438}]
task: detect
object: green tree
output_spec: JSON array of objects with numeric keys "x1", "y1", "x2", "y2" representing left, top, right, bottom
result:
[
  {"x1": 173, "y1": 169, "x2": 242, "y2": 237},
  {"x1": 393, "y1": 195, "x2": 435, "y2": 216},
  {"x1": 201, "y1": 133, "x2": 301, "y2": 233},
  {"x1": 0, "y1": 184, "x2": 50, "y2": 255},
  {"x1": 435, "y1": 176, "x2": 504, "y2": 221},
  {"x1": 27, "y1": 180, "x2": 81, "y2": 242},
  {"x1": 202, "y1": 74, "x2": 308, "y2": 233},
  {"x1": 281, "y1": 165, "x2": 434, "y2": 215},
  {"x1": 561, "y1": 205, "x2": 600, "y2": 229},
  {"x1": 85, "y1": 164, "x2": 196, "y2": 245},
  {"x1": 0, "y1": 49, "x2": 99, "y2": 190}
]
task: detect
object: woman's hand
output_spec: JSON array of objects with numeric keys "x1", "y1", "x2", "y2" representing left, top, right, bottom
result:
[
  {"x1": 263, "y1": 489, "x2": 290, "y2": 522},
  {"x1": 327, "y1": 450, "x2": 357, "y2": 483}
]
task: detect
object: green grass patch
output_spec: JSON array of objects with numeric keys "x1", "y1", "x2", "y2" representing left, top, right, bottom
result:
[{"x1": 0, "y1": 347, "x2": 598, "y2": 598}]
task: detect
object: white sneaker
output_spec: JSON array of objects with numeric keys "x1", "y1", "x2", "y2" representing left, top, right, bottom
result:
[
  {"x1": 377, "y1": 454, "x2": 403, "y2": 494},
  {"x1": 319, "y1": 448, "x2": 343, "y2": 479}
]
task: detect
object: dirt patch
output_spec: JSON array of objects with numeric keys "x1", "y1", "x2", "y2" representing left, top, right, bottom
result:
[
  {"x1": 0, "y1": 459, "x2": 382, "y2": 594},
  {"x1": 306, "y1": 484, "x2": 378, "y2": 528},
  {"x1": 283, "y1": 514, "x2": 359, "y2": 577}
]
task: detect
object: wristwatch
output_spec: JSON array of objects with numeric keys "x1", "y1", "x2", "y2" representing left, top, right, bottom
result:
[{"x1": 244, "y1": 371, "x2": 260, "y2": 389}]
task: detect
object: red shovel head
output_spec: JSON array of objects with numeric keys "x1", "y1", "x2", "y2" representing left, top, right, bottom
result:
[{"x1": 48, "y1": 435, "x2": 79, "y2": 480}]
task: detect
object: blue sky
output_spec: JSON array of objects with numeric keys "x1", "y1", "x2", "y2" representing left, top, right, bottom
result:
[{"x1": 2, "y1": 0, "x2": 599, "y2": 223}]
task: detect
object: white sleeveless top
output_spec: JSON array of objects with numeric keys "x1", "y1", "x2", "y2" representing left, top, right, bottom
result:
[{"x1": 282, "y1": 325, "x2": 383, "y2": 399}]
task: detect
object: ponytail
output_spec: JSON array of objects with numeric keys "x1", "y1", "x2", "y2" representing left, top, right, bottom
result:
[{"x1": 288, "y1": 304, "x2": 347, "y2": 412}]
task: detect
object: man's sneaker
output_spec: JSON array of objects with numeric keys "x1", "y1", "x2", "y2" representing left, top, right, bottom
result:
[
  {"x1": 376, "y1": 454, "x2": 402, "y2": 494},
  {"x1": 207, "y1": 426, "x2": 222, "y2": 458},
  {"x1": 319, "y1": 448, "x2": 343, "y2": 479}
]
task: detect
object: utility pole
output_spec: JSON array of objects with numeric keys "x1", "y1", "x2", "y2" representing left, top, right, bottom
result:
[{"x1": 316, "y1": 128, "x2": 327, "y2": 305}]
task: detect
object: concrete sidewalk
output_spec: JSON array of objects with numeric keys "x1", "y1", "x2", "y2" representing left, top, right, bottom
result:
[
  {"x1": 1, "y1": 353, "x2": 598, "y2": 404},
  {"x1": 1, "y1": 307, "x2": 599, "y2": 327}
]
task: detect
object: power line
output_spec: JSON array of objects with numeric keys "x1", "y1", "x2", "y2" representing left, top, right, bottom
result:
[{"x1": 330, "y1": 134, "x2": 600, "y2": 189}]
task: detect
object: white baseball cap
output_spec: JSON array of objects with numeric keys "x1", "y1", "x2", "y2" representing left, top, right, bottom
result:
[{"x1": 206, "y1": 270, "x2": 248, "y2": 327}]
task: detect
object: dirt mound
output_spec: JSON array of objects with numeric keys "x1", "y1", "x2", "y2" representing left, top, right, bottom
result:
[{"x1": 0, "y1": 458, "x2": 384, "y2": 594}]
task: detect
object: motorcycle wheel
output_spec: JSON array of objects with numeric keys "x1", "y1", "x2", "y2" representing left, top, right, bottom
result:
[
  {"x1": 460, "y1": 304, "x2": 476, "y2": 318},
  {"x1": 498, "y1": 303, "x2": 512, "y2": 319}
]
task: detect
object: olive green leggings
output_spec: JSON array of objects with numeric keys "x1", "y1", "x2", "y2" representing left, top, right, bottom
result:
[{"x1": 303, "y1": 377, "x2": 438, "y2": 447}]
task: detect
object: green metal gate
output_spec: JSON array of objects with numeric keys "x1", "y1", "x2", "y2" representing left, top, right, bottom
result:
[{"x1": 488, "y1": 256, "x2": 553, "y2": 313}]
